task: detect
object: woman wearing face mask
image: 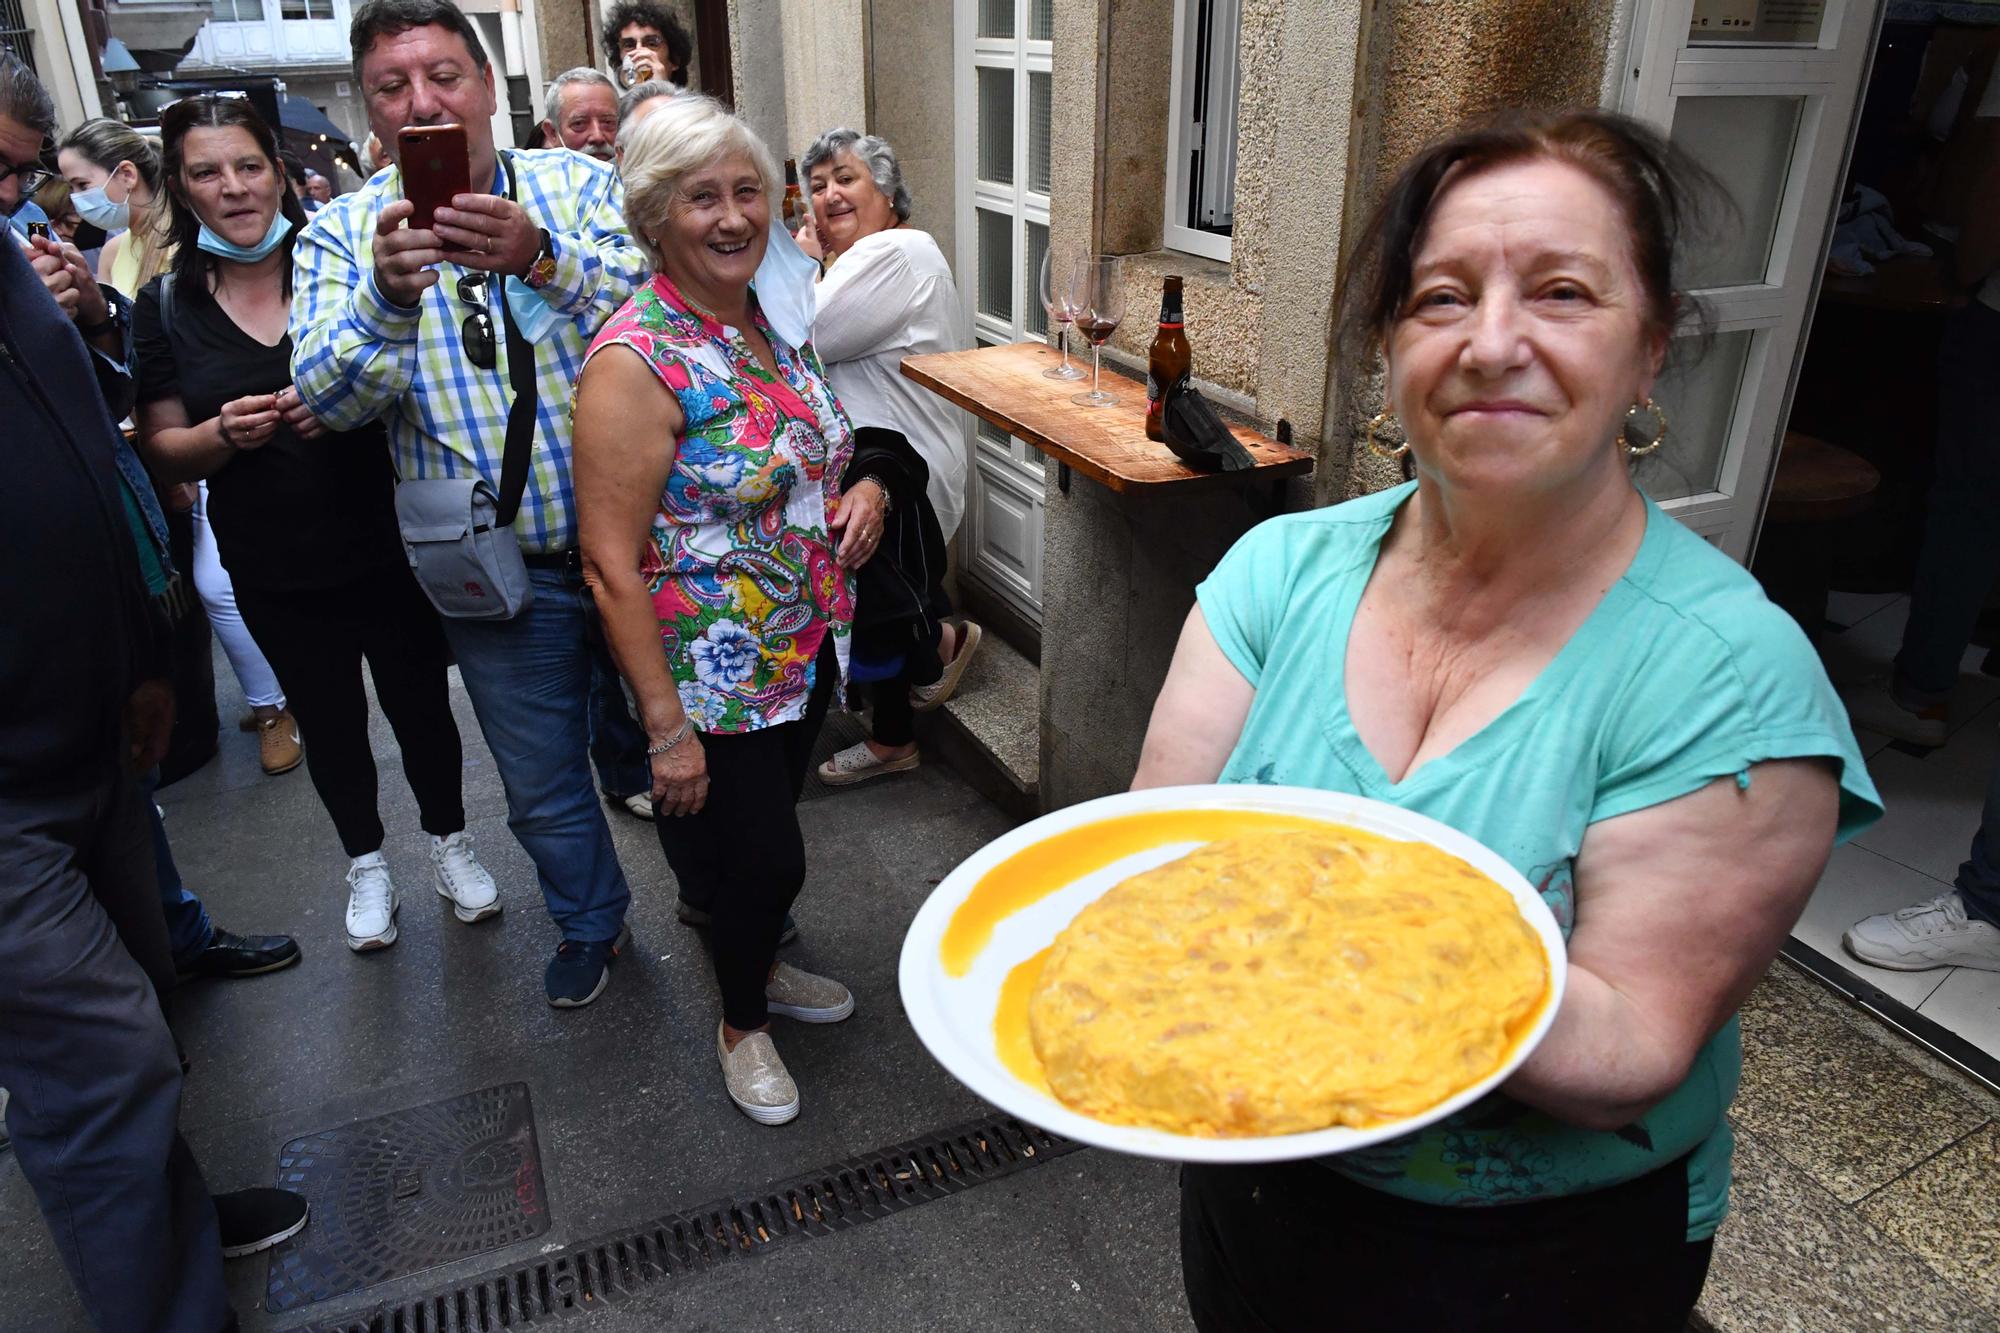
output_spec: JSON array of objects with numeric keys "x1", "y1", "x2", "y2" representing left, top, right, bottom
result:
[
  {"x1": 58, "y1": 118, "x2": 171, "y2": 297},
  {"x1": 62, "y1": 113, "x2": 304, "y2": 773},
  {"x1": 133, "y1": 95, "x2": 499, "y2": 952}
]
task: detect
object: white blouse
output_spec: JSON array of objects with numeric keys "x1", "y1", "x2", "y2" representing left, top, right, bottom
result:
[{"x1": 814, "y1": 227, "x2": 971, "y2": 539}]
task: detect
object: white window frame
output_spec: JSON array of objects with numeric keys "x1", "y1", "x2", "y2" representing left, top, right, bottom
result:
[
  {"x1": 954, "y1": 0, "x2": 1053, "y2": 622},
  {"x1": 1613, "y1": 0, "x2": 1881, "y2": 561},
  {"x1": 1163, "y1": 0, "x2": 1241, "y2": 263}
]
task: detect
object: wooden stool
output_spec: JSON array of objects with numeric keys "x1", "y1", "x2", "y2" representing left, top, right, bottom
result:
[{"x1": 1753, "y1": 432, "x2": 1882, "y2": 640}]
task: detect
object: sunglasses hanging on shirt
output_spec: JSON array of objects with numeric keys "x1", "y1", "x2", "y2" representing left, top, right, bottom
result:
[{"x1": 456, "y1": 272, "x2": 497, "y2": 371}]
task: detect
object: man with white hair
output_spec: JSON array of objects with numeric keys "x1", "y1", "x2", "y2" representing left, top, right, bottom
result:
[{"x1": 540, "y1": 67, "x2": 618, "y2": 162}]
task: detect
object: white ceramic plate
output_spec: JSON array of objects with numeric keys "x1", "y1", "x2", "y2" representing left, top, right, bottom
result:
[{"x1": 897, "y1": 784, "x2": 1567, "y2": 1163}]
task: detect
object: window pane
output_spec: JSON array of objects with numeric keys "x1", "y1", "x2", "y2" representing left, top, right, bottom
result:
[
  {"x1": 979, "y1": 0, "x2": 1012, "y2": 39},
  {"x1": 1024, "y1": 220, "x2": 1048, "y2": 338},
  {"x1": 280, "y1": 0, "x2": 326, "y2": 19},
  {"x1": 1670, "y1": 95, "x2": 1802, "y2": 288},
  {"x1": 211, "y1": 0, "x2": 261, "y2": 20},
  {"x1": 977, "y1": 66, "x2": 1014, "y2": 186},
  {"x1": 1027, "y1": 71, "x2": 1051, "y2": 195},
  {"x1": 1632, "y1": 329, "x2": 1756, "y2": 503},
  {"x1": 1688, "y1": 0, "x2": 1827, "y2": 46},
  {"x1": 1030, "y1": 0, "x2": 1053, "y2": 40},
  {"x1": 977, "y1": 208, "x2": 1013, "y2": 324}
]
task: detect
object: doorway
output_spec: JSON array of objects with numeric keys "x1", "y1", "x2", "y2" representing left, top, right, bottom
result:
[{"x1": 1743, "y1": 10, "x2": 2000, "y2": 1088}]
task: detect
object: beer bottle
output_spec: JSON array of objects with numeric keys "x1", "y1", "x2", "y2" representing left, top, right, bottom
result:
[
  {"x1": 783, "y1": 158, "x2": 803, "y2": 233},
  {"x1": 1145, "y1": 275, "x2": 1191, "y2": 443}
]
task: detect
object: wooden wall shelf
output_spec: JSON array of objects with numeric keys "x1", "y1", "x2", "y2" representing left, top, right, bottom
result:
[{"x1": 901, "y1": 341, "x2": 1313, "y2": 495}]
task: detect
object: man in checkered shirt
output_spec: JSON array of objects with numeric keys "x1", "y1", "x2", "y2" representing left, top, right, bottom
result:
[{"x1": 291, "y1": 0, "x2": 647, "y2": 1007}]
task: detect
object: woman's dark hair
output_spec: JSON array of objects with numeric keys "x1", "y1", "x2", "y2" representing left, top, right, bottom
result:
[
  {"x1": 1338, "y1": 109, "x2": 1727, "y2": 359},
  {"x1": 600, "y1": 0, "x2": 692, "y2": 80},
  {"x1": 350, "y1": 0, "x2": 490, "y2": 84},
  {"x1": 158, "y1": 95, "x2": 308, "y2": 296}
]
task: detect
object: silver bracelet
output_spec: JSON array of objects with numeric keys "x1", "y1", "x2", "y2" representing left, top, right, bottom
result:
[{"x1": 646, "y1": 718, "x2": 693, "y2": 757}]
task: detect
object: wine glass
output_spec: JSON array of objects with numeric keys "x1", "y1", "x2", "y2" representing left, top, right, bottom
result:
[
  {"x1": 1039, "y1": 247, "x2": 1085, "y2": 380},
  {"x1": 1069, "y1": 255, "x2": 1125, "y2": 408}
]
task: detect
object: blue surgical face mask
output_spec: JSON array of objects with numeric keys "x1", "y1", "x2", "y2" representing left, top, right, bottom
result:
[
  {"x1": 503, "y1": 276, "x2": 565, "y2": 344},
  {"x1": 196, "y1": 208, "x2": 292, "y2": 262},
  {"x1": 752, "y1": 219, "x2": 819, "y2": 350},
  {"x1": 71, "y1": 165, "x2": 133, "y2": 232}
]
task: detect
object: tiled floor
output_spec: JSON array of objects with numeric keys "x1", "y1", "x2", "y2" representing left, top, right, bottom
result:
[{"x1": 1799, "y1": 592, "x2": 2000, "y2": 1063}]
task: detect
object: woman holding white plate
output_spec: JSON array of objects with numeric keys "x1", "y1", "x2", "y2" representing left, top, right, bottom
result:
[{"x1": 1133, "y1": 110, "x2": 1882, "y2": 1331}]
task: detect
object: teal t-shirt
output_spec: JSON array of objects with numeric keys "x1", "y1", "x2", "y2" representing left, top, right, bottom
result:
[{"x1": 1195, "y1": 481, "x2": 1882, "y2": 1240}]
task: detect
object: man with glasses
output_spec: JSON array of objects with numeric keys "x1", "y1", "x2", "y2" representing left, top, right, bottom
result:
[
  {"x1": 0, "y1": 55, "x2": 52, "y2": 240},
  {"x1": 600, "y1": 0, "x2": 692, "y2": 89},
  {"x1": 291, "y1": 0, "x2": 649, "y2": 1007}
]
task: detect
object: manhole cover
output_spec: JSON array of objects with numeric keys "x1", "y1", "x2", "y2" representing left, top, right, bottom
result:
[{"x1": 264, "y1": 1082, "x2": 551, "y2": 1313}]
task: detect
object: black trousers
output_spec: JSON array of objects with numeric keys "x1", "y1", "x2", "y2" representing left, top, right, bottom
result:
[
  {"x1": 864, "y1": 621, "x2": 942, "y2": 749},
  {"x1": 1180, "y1": 1155, "x2": 1714, "y2": 1333},
  {"x1": 234, "y1": 564, "x2": 465, "y2": 857},
  {"x1": 653, "y1": 637, "x2": 836, "y2": 1030},
  {"x1": 0, "y1": 768, "x2": 228, "y2": 1330}
]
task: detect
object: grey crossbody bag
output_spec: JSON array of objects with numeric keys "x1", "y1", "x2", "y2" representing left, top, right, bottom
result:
[{"x1": 392, "y1": 153, "x2": 537, "y2": 621}]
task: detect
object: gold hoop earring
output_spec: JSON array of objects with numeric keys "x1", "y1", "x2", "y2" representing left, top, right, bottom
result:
[
  {"x1": 1365, "y1": 407, "x2": 1408, "y2": 460},
  {"x1": 1621, "y1": 398, "x2": 1668, "y2": 458}
]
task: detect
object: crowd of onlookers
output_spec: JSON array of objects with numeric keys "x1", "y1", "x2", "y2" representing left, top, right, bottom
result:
[{"x1": 0, "y1": 0, "x2": 980, "y2": 1322}]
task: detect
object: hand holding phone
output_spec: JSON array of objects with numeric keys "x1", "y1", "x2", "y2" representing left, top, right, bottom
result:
[
  {"x1": 372, "y1": 124, "x2": 469, "y2": 307},
  {"x1": 397, "y1": 123, "x2": 470, "y2": 232}
]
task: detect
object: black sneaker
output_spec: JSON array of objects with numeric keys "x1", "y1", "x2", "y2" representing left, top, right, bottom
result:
[
  {"x1": 545, "y1": 924, "x2": 633, "y2": 1008},
  {"x1": 214, "y1": 1187, "x2": 308, "y2": 1258},
  {"x1": 674, "y1": 900, "x2": 799, "y2": 946},
  {"x1": 177, "y1": 928, "x2": 302, "y2": 981}
]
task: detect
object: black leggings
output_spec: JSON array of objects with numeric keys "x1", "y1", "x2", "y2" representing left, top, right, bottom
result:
[
  {"x1": 1180, "y1": 1154, "x2": 1714, "y2": 1333},
  {"x1": 865, "y1": 621, "x2": 943, "y2": 749},
  {"x1": 234, "y1": 564, "x2": 465, "y2": 857},
  {"x1": 653, "y1": 637, "x2": 837, "y2": 1030}
]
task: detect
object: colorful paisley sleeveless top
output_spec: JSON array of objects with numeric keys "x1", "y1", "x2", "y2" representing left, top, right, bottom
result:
[{"x1": 584, "y1": 273, "x2": 854, "y2": 733}]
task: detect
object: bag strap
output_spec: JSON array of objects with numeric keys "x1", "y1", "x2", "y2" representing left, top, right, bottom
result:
[
  {"x1": 492, "y1": 151, "x2": 537, "y2": 529},
  {"x1": 157, "y1": 269, "x2": 176, "y2": 342}
]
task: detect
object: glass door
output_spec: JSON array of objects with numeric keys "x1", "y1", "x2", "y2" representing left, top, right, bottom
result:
[
  {"x1": 1618, "y1": 0, "x2": 1883, "y2": 560},
  {"x1": 955, "y1": 0, "x2": 1052, "y2": 623}
]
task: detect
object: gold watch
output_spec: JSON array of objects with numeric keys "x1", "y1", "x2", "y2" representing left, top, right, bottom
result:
[{"x1": 524, "y1": 228, "x2": 557, "y2": 290}]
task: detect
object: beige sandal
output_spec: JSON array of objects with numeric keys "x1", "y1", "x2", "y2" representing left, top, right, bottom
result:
[{"x1": 911, "y1": 621, "x2": 983, "y2": 712}]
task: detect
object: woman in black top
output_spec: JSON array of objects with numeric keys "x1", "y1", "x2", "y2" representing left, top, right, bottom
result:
[{"x1": 132, "y1": 95, "x2": 500, "y2": 954}]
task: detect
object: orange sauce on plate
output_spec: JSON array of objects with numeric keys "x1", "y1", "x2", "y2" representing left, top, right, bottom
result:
[
  {"x1": 995, "y1": 946, "x2": 1053, "y2": 1094},
  {"x1": 941, "y1": 808, "x2": 1336, "y2": 977}
]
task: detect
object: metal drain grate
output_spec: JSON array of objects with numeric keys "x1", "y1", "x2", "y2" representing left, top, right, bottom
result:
[
  {"x1": 289, "y1": 1115, "x2": 1080, "y2": 1332},
  {"x1": 266, "y1": 1083, "x2": 551, "y2": 1314}
]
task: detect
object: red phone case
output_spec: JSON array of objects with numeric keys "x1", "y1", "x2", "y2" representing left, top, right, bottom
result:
[{"x1": 398, "y1": 124, "x2": 470, "y2": 231}]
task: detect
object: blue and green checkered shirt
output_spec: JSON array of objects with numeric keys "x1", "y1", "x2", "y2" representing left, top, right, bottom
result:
[{"x1": 288, "y1": 147, "x2": 647, "y2": 553}]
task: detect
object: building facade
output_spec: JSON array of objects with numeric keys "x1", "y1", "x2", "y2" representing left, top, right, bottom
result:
[{"x1": 735, "y1": 0, "x2": 1884, "y2": 807}]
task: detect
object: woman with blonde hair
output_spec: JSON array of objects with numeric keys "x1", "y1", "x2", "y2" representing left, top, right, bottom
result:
[
  {"x1": 575, "y1": 94, "x2": 863, "y2": 1126},
  {"x1": 58, "y1": 118, "x2": 172, "y2": 297}
]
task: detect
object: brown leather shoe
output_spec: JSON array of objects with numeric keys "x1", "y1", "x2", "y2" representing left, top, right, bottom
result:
[{"x1": 257, "y1": 710, "x2": 303, "y2": 775}]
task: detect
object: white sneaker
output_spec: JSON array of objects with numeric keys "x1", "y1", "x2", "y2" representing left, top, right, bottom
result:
[
  {"x1": 1844, "y1": 892, "x2": 2000, "y2": 972},
  {"x1": 1840, "y1": 675, "x2": 1948, "y2": 748},
  {"x1": 620, "y1": 792, "x2": 654, "y2": 821},
  {"x1": 431, "y1": 831, "x2": 500, "y2": 924},
  {"x1": 345, "y1": 853, "x2": 399, "y2": 951}
]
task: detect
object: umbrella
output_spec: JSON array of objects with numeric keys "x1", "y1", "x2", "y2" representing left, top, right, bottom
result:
[
  {"x1": 276, "y1": 93, "x2": 348, "y2": 141},
  {"x1": 276, "y1": 95, "x2": 362, "y2": 179}
]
